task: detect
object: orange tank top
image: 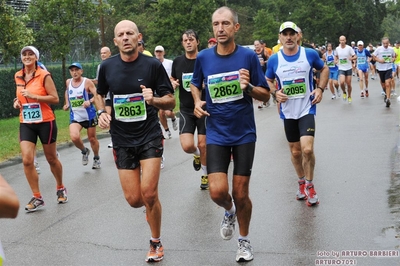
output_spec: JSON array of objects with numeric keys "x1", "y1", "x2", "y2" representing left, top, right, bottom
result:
[{"x1": 15, "y1": 67, "x2": 56, "y2": 123}]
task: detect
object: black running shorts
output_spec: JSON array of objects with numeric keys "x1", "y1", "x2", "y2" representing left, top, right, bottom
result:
[
  {"x1": 113, "y1": 136, "x2": 163, "y2": 169},
  {"x1": 179, "y1": 109, "x2": 206, "y2": 135},
  {"x1": 71, "y1": 118, "x2": 98, "y2": 129},
  {"x1": 339, "y1": 69, "x2": 352, "y2": 76},
  {"x1": 19, "y1": 120, "x2": 58, "y2": 145},
  {"x1": 207, "y1": 142, "x2": 255, "y2": 176},
  {"x1": 378, "y1": 69, "x2": 392, "y2": 82},
  {"x1": 284, "y1": 114, "x2": 315, "y2": 143}
]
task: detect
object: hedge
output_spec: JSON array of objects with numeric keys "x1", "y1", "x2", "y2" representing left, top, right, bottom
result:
[{"x1": 0, "y1": 62, "x2": 99, "y2": 118}]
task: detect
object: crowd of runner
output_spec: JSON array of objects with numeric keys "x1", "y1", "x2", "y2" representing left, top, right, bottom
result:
[{"x1": 3, "y1": 5, "x2": 399, "y2": 264}]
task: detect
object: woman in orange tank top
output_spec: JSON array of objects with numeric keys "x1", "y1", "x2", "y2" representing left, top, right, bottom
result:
[{"x1": 12, "y1": 46, "x2": 68, "y2": 212}]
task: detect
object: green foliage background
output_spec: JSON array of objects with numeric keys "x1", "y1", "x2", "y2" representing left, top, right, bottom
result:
[{"x1": 2, "y1": 0, "x2": 400, "y2": 118}]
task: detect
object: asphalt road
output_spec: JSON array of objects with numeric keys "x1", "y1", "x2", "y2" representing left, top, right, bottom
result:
[{"x1": 1, "y1": 76, "x2": 400, "y2": 266}]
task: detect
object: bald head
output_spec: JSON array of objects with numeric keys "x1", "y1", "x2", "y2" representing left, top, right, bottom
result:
[
  {"x1": 100, "y1": 46, "x2": 111, "y2": 61},
  {"x1": 113, "y1": 20, "x2": 142, "y2": 58},
  {"x1": 339, "y1": 35, "x2": 347, "y2": 47},
  {"x1": 114, "y1": 20, "x2": 139, "y2": 37}
]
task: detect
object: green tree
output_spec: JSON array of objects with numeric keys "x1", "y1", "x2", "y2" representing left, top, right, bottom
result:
[
  {"x1": 253, "y1": 9, "x2": 281, "y2": 48},
  {"x1": 230, "y1": 4, "x2": 256, "y2": 45},
  {"x1": 28, "y1": 0, "x2": 100, "y2": 82},
  {"x1": 381, "y1": 0, "x2": 400, "y2": 42},
  {"x1": 254, "y1": 0, "x2": 386, "y2": 48},
  {"x1": 104, "y1": 0, "x2": 154, "y2": 54},
  {"x1": 330, "y1": 0, "x2": 385, "y2": 45},
  {"x1": 0, "y1": 0, "x2": 34, "y2": 62},
  {"x1": 145, "y1": 0, "x2": 219, "y2": 56}
]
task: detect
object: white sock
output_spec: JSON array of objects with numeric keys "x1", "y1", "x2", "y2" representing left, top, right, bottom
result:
[
  {"x1": 201, "y1": 165, "x2": 207, "y2": 175},
  {"x1": 227, "y1": 202, "x2": 236, "y2": 215},
  {"x1": 238, "y1": 235, "x2": 249, "y2": 241},
  {"x1": 193, "y1": 147, "x2": 200, "y2": 156}
]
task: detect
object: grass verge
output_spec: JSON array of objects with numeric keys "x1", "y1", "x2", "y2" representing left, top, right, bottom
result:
[
  {"x1": 0, "y1": 92, "x2": 180, "y2": 163},
  {"x1": 0, "y1": 110, "x2": 104, "y2": 163}
]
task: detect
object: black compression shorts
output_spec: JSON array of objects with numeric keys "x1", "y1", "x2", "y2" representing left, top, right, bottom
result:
[
  {"x1": 207, "y1": 142, "x2": 255, "y2": 176},
  {"x1": 179, "y1": 109, "x2": 206, "y2": 135},
  {"x1": 19, "y1": 120, "x2": 57, "y2": 145},
  {"x1": 283, "y1": 114, "x2": 315, "y2": 143}
]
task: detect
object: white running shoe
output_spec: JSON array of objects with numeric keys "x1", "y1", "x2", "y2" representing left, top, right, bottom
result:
[
  {"x1": 34, "y1": 160, "x2": 40, "y2": 174},
  {"x1": 92, "y1": 159, "x2": 101, "y2": 169},
  {"x1": 172, "y1": 118, "x2": 178, "y2": 131},
  {"x1": 160, "y1": 155, "x2": 165, "y2": 169},
  {"x1": 165, "y1": 131, "x2": 172, "y2": 139},
  {"x1": 236, "y1": 239, "x2": 254, "y2": 262},
  {"x1": 82, "y1": 148, "x2": 90, "y2": 166},
  {"x1": 220, "y1": 212, "x2": 236, "y2": 240}
]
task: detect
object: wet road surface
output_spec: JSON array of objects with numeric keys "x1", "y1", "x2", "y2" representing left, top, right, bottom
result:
[{"x1": 1, "y1": 77, "x2": 399, "y2": 265}]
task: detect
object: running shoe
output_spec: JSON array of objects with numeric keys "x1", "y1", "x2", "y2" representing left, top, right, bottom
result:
[
  {"x1": 331, "y1": 94, "x2": 336, "y2": 100},
  {"x1": 92, "y1": 158, "x2": 101, "y2": 169},
  {"x1": 145, "y1": 240, "x2": 164, "y2": 262},
  {"x1": 165, "y1": 130, "x2": 172, "y2": 139},
  {"x1": 296, "y1": 179, "x2": 307, "y2": 200},
  {"x1": 365, "y1": 90, "x2": 369, "y2": 97},
  {"x1": 384, "y1": 95, "x2": 387, "y2": 102},
  {"x1": 34, "y1": 160, "x2": 40, "y2": 174},
  {"x1": 25, "y1": 196, "x2": 45, "y2": 212},
  {"x1": 220, "y1": 211, "x2": 236, "y2": 240},
  {"x1": 57, "y1": 188, "x2": 68, "y2": 203},
  {"x1": 172, "y1": 119, "x2": 178, "y2": 131},
  {"x1": 343, "y1": 93, "x2": 347, "y2": 102},
  {"x1": 336, "y1": 88, "x2": 341, "y2": 97},
  {"x1": 200, "y1": 175, "x2": 209, "y2": 190},
  {"x1": 107, "y1": 142, "x2": 113, "y2": 148},
  {"x1": 371, "y1": 76, "x2": 375, "y2": 80},
  {"x1": 305, "y1": 183, "x2": 319, "y2": 206},
  {"x1": 348, "y1": 97, "x2": 352, "y2": 104},
  {"x1": 236, "y1": 239, "x2": 254, "y2": 262},
  {"x1": 82, "y1": 148, "x2": 90, "y2": 166},
  {"x1": 386, "y1": 98, "x2": 391, "y2": 108},
  {"x1": 382, "y1": 91, "x2": 386, "y2": 96},
  {"x1": 258, "y1": 104, "x2": 263, "y2": 109},
  {"x1": 263, "y1": 101, "x2": 270, "y2": 108},
  {"x1": 361, "y1": 92, "x2": 364, "y2": 98},
  {"x1": 193, "y1": 155, "x2": 201, "y2": 171},
  {"x1": 160, "y1": 155, "x2": 165, "y2": 169}
]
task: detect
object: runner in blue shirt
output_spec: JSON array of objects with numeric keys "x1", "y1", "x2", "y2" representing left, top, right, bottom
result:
[
  {"x1": 355, "y1": 40, "x2": 372, "y2": 98},
  {"x1": 190, "y1": 6, "x2": 270, "y2": 263}
]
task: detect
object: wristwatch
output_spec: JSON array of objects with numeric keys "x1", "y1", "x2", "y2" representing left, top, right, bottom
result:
[
  {"x1": 97, "y1": 110, "x2": 107, "y2": 116},
  {"x1": 245, "y1": 83, "x2": 254, "y2": 94}
]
